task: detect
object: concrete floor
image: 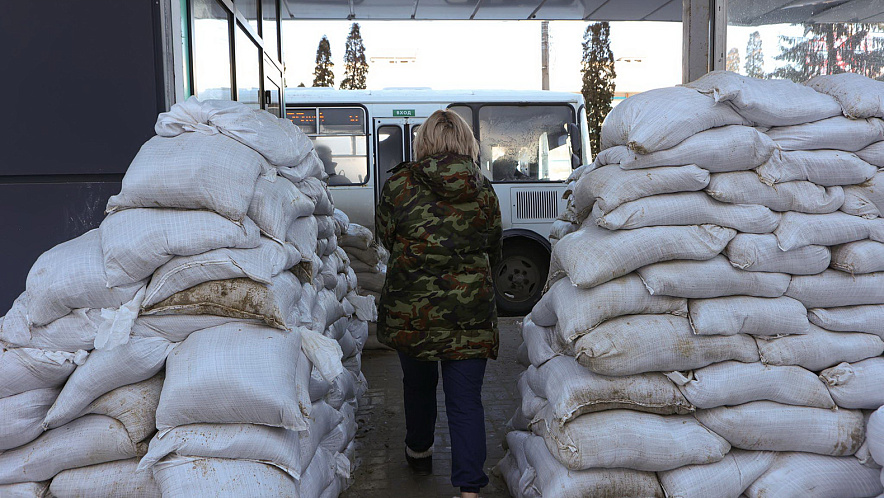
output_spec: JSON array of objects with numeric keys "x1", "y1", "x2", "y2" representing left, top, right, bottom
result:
[{"x1": 342, "y1": 317, "x2": 524, "y2": 498}]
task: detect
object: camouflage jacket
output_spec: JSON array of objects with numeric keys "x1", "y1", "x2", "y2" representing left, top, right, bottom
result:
[{"x1": 375, "y1": 152, "x2": 502, "y2": 361}]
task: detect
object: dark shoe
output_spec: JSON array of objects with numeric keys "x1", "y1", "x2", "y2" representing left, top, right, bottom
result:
[{"x1": 405, "y1": 448, "x2": 433, "y2": 475}]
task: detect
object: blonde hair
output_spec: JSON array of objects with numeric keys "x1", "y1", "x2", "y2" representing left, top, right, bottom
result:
[{"x1": 413, "y1": 109, "x2": 479, "y2": 162}]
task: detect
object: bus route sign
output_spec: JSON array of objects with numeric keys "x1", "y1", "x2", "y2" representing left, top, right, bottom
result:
[{"x1": 393, "y1": 109, "x2": 415, "y2": 117}]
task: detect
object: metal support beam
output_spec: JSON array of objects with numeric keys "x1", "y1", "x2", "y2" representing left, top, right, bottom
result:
[{"x1": 682, "y1": 0, "x2": 728, "y2": 83}]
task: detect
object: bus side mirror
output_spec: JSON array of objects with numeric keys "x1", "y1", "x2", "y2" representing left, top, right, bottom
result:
[
  {"x1": 567, "y1": 123, "x2": 581, "y2": 157},
  {"x1": 571, "y1": 153, "x2": 581, "y2": 170}
]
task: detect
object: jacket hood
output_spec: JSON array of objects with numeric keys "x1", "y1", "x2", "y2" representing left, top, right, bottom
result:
[{"x1": 409, "y1": 152, "x2": 483, "y2": 202}]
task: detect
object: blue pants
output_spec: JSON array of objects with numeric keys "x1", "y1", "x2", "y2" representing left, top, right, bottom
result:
[{"x1": 398, "y1": 352, "x2": 489, "y2": 493}]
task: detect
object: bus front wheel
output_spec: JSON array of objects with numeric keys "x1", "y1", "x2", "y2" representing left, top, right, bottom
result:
[{"x1": 494, "y1": 238, "x2": 550, "y2": 317}]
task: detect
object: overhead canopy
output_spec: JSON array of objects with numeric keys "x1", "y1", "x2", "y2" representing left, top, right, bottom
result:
[{"x1": 281, "y1": 0, "x2": 884, "y2": 24}]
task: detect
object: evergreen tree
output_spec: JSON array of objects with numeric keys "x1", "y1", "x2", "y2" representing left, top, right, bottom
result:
[
  {"x1": 312, "y1": 35, "x2": 335, "y2": 87},
  {"x1": 580, "y1": 21, "x2": 616, "y2": 158},
  {"x1": 340, "y1": 23, "x2": 369, "y2": 90},
  {"x1": 298, "y1": 82, "x2": 305, "y2": 87},
  {"x1": 771, "y1": 23, "x2": 884, "y2": 82},
  {"x1": 745, "y1": 31, "x2": 764, "y2": 78},
  {"x1": 726, "y1": 48, "x2": 741, "y2": 73}
]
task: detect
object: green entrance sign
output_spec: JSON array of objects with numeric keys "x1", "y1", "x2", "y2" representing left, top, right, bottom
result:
[{"x1": 392, "y1": 109, "x2": 416, "y2": 117}]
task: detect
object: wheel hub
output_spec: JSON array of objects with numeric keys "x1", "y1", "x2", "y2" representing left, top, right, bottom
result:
[{"x1": 496, "y1": 255, "x2": 540, "y2": 303}]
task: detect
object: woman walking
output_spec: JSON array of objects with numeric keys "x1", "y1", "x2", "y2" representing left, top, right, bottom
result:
[{"x1": 376, "y1": 109, "x2": 502, "y2": 498}]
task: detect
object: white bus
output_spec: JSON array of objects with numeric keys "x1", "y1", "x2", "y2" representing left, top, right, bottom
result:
[{"x1": 284, "y1": 88, "x2": 590, "y2": 315}]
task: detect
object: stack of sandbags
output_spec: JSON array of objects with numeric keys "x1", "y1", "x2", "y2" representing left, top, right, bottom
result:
[
  {"x1": 498, "y1": 71, "x2": 884, "y2": 498},
  {"x1": 338, "y1": 220, "x2": 389, "y2": 350},
  {"x1": 0, "y1": 97, "x2": 368, "y2": 497}
]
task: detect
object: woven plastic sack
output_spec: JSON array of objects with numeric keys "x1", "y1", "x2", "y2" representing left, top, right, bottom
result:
[
  {"x1": 297, "y1": 177, "x2": 335, "y2": 216},
  {"x1": 25, "y1": 230, "x2": 145, "y2": 326},
  {"x1": 658, "y1": 450, "x2": 776, "y2": 498},
  {"x1": 757, "y1": 324, "x2": 884, "y2": 371},
  {"x1": 132, "y1": 314, "x2": 254, "y2": 343},
  {"x1": 757, "y1": 149, "x2": 877, "y2": 187},
  {"x1": 819, "y1": 358, "x2": 884, "y2": 409},
  {"x1": 775, "y1": 211, "x2": 884, "y2": 251},
  {"x1": 575, "y1": 314, "x2": 758, "y2": 376},
  {"x1": 842, "y1": 171, "x2": 884, "y2": 219},
  {"x1": 831, "y1": 240, "x2": 884, "y2": 274},
  {"x1": 857, "y1": 141, "x2": 884, "y2": 167},
  {"x1": 156, "y1": 323, "x2": 310, "y2": 432},
  {"x1": 106, "y1": 133, "x2": 267, "y2": 221},
  {"x1": 750, "y1": 451, "x2": 883, "y2": 497},
  {"x1": 0, "y1": 347, "x2": 86, "y2": 398},
  {"x1": 50, "y1": 458, "x2": 160, "y2": 498},
  {"x1": 0, "y1": 482, "x2": 50, "y2": 497},
  {"x1": 787, "y1": 270, "x2": 884, "y2": 308},
  {"x1": 806, "y1": 72, "x2": 884, "y2": 119},
  {"x1": 0, "y1": 388, "x2": 58, "y2": 451},
  {"x1": 617, "y1": 125, "x2": 776, "y2": 172},
  {"x1": 497, "y1": 431, "x2": 539, "y2": 498},
  {"x1": 527, "y1": 355, "x2": 692, "y2": 424},
  {"x1": 808, "y1": 305, "x2": 884, "y2": 339},
  {"x1": 685, "y1": 70, "x2": 842, "y2": 126},
  {"x1": 0, "y1": 415, "x2": 139, "y2": 485},
  {"x1": 637, "y1": 255, "x2": 791, "y2": 299},
  {"x1": 43, "y1": 336, "x2": 173, "y2": 430},
  {"x1": 0, "y1": 294, "x2": 99, "y2": 352},
  {"x1": 249, "y1": 173, "x2": 315, "y2": 241},
  {"x1": 766, "y1": 116, "x2": 884, "y2": 151},
  {"x1": 299, "y1": 401, "x2": 347, "y2": 470},
  {"x1": 576, "y1": 164, "x2": 709, "y2": 214},
  {"x1": 339, "y1": 223, "x2": 373, "y2": 250},
  {"x1": 100, "y1": 208, "x2": 261, "y2": 286},
  {"x1": 688, "y1": 296, "x2": 810, "y2": 336},
  {"x1": 520, "y1": 315, "x2": 565, "y2": 368},
  {"x1": 869, "y1": 408, "x2": 884, "y2": 466},
  {"x1": 600, "y1": 86, "x2": 748, "y2": 154},
  {"x1": 551, "y1": 223, "x2": 735, "y2": 289},
  {"x1": 724, "y1": 233, "x2": 830, "y2": 274},
  {"x1": 532, "y1": 405, "x2": 729, "y2": 471},
  {"x1": 151, "y1": 456, "x2": 297, "y2": 498},
  {"x1": 533, "y1": 275, "x2": 687, "y2": 343},
  {"x1": 299, "y1": 447, "x2": 349, "y2": 498},
  {"x1": 671, "y1": 361, "x2": 834, "y2": 410},
  {"x1": 706, "y1": 171, "x2": 844, "y2": 214},
  {"x1": 287, "y1": 215, "x2": 319, "y2": 258}
]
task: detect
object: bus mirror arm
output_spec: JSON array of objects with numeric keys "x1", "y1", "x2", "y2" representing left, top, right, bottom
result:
[
  {"x1": 567, "y1": 123, "x2": 581, "y2": 158},
  {"x1": 570, "y1": 153, "x2": 581, "y2": 170}
]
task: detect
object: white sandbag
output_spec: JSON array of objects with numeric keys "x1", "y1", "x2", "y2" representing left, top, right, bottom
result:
[
  {"x1": 746, "y1": 452, "x2": 884, "y2": 498},
  {"x1": 831, "y1": 239, "x2": 884, "y2": 274},
  {"x1": 820, "y1": 358, "x2": 884, "y2": 409},
  {"x1": 574, "y1": 314, "x2": 759, "y2": 376},
  {"x1": 143, "y1": 237, "x2": 299, "y2": 308},
  {"x1": 299, "y1": 402, "x2": 345, "y2": 470},
  {"x1": 50, "y1": 458, "x2": 160, "y2": 498},
  {"x1": 686, "y1": 70, "x2": 842, "y2": 126},
  {"x1": 857, "y1": 141, "x2": 884, "y2": 167},
  {"x1": 527, "y1": 355, "x2": 692, "y2": 424},
  {"x1": 79, "y1": 374, "x2": 163, "y2": 443},
  {"x1": 155, "y1": 96, "x2": 315, "y2": 168},
  {"x1": 757, "y1": 149, "x2": 877, "y2": 187},
  {"x1": 100, "y1": 208, "x2": 261, "y2": 286},
  {"x1": 757, "y1": 324, "x2": 884, "y2": 371},
  {"x1": 592, "y1": 192, "x2": 780, "y2": 233},
  {"x1": 707, "y1": 171, "x2": 845, "y2": 214},
  {"x1": 25, "y1": 229, "x2": 144, "y2": 326},
  {"x1": 806, "y1": 72, "x2": 884, "y2": 119},
  {"x1": 355, "y1": 270, "x2": 385, "y2": 293},
  {"x1": 591, "y1": 144, "x2": 631, "y2": 167},
  {"x1": 143, "y1": 271, "x2": 301, "y2": 329},
  {"x1": 139, "y1": 423, "x2": 301, "y2": 479},
  {"x1": 156, "y1": 323, "x2": 309, "y2": 432},
  {"x1": 600, "y1": 86, "x2": 749, "y2": 153},
  {"x1": 532, "y1": 406, "x2": 729, "y2": 471},
  {"x1": 520, "y1": 315, "x2": 564, "y2": 368},
  {"x1": 549, "y1": 219, "x2": 578, "y2": 243},
  {"x1": 724, "y1": 233, "x2": 831, "y2": 274},
  {"x1": 658, "y1": 450, "x2": 776, "y2": 498},
  {"x1": 576, "y1": 164, "x2": 709, "y2": 214},
  {"x1": 287, "y1": 216, "x2": 319, "y2": 258},
  {"x1": 339, "y1": 223, "x2": 373, "y2": 250},
  {"x1": 517, "y1": 372, "x2": 546, "y2": 421},
  {"x1": 43, "y1": 337, "x2": 173, "y2": 430},
  {"x1": 343, "y1": 245, "x2": 382, "y2": 267},
  {"x1": 249, "y1": 174, "x2": 315, "y2": 241},
  {"x1": 775, "y1": 211, "x2": 884, "y2": 251},
  {"x1": 496, "y1": 431, "x2": 539, "y2": 498},
  {"x1": 106, "y1": 133, "x2": 266, "y2": 221},
  {"x1": 842, "y1": 171, "x2": 884, "y2": 219},
  {"x1": 551, "y1": 223, "x2": 735, "y2": 289},
  {"x1": 316, "y1": 215, "x2": 336, "y2": 240},
  {"x1": 296, "y1": 177, "x2": 335, "y2": 216},
  {"x1": 688, "y1": 296, "x2": 810, "y2": 336},
  {"x1": 300, "y1": 448, "x2": 348, "y2": 498},
  {"x1": 787, "y1": 270, "x2": 884, "y2": 308},
  {"x1": 637, "y1": 256, "x2": 791, "y2": 299},
  {"x1": 808, "y1": 305, "x2": 884, "y2": 339},
  {"x1": 333, "y1": 208, "x2": 349, "y2": 234},
  {"x1": 323, "y1": 370, "x2": 357, "y2": 411},
  {"x1": 0, "y1": 415, "x2": 138, "y2": 485},
  {"x1": 617, "y1": 125, "x2": 776, "y2": 172},
  {"x1": 0, "y1": 347, "x2": 86, "y2": 398},
  {"x1": 151, "y1": 456, "x2": 298, "y2": 498},
  {"x1": 132, "y1": 314, "x2": 255, "y2": 343},
  {"x1": 672, "y1": 361, "x2": 834, "y2": 409},
  {"x1": 767, "y1": 116, "x2": 884, "y2": 151},
  {"x1": 533, "y1": 275, "x2": 688, "y2": 343},
  {"x1": 696, "y1": 401, "x2": 864, "y2": 455},
  {"x1": 0, "y1": 388, "x2": 58, "y2": 451},
  {"x1": 311, "y1": 289, "x2": 346, "y2": 332},
  {"x1": 869, "y1": 408, "x2": 884, "y2": 466},
  {"x1": 0, "y1": 482, "x2": 50, "y2": 497},
  {"x1": 0, "y1": 294, "x2": 98, "y2": 352}
]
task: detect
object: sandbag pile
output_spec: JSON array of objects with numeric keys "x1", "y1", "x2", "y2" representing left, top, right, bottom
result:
[
  {"x1": 498, "y1": 71, "x2": 884, "y2": 498},
  {"x1": 338, "y1": 221, "x2": 389, "y2": 350},
  {"x1": 0, "y1": 97, "x2": 370, "y2": 498}
]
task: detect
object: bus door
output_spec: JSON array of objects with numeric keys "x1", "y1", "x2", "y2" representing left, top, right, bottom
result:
[{"x1": 373, "y1": 117, "x2": 424, "y2": 201}]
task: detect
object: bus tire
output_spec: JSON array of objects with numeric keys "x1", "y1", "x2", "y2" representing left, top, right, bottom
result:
[{"x1": 494, "y1": 238, "x2": 549, "y2": 317}]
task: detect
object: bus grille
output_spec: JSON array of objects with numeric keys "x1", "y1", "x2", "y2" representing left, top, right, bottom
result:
[{"x1": 513, "y1": 189, "x2": 560, "y2": 221}]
